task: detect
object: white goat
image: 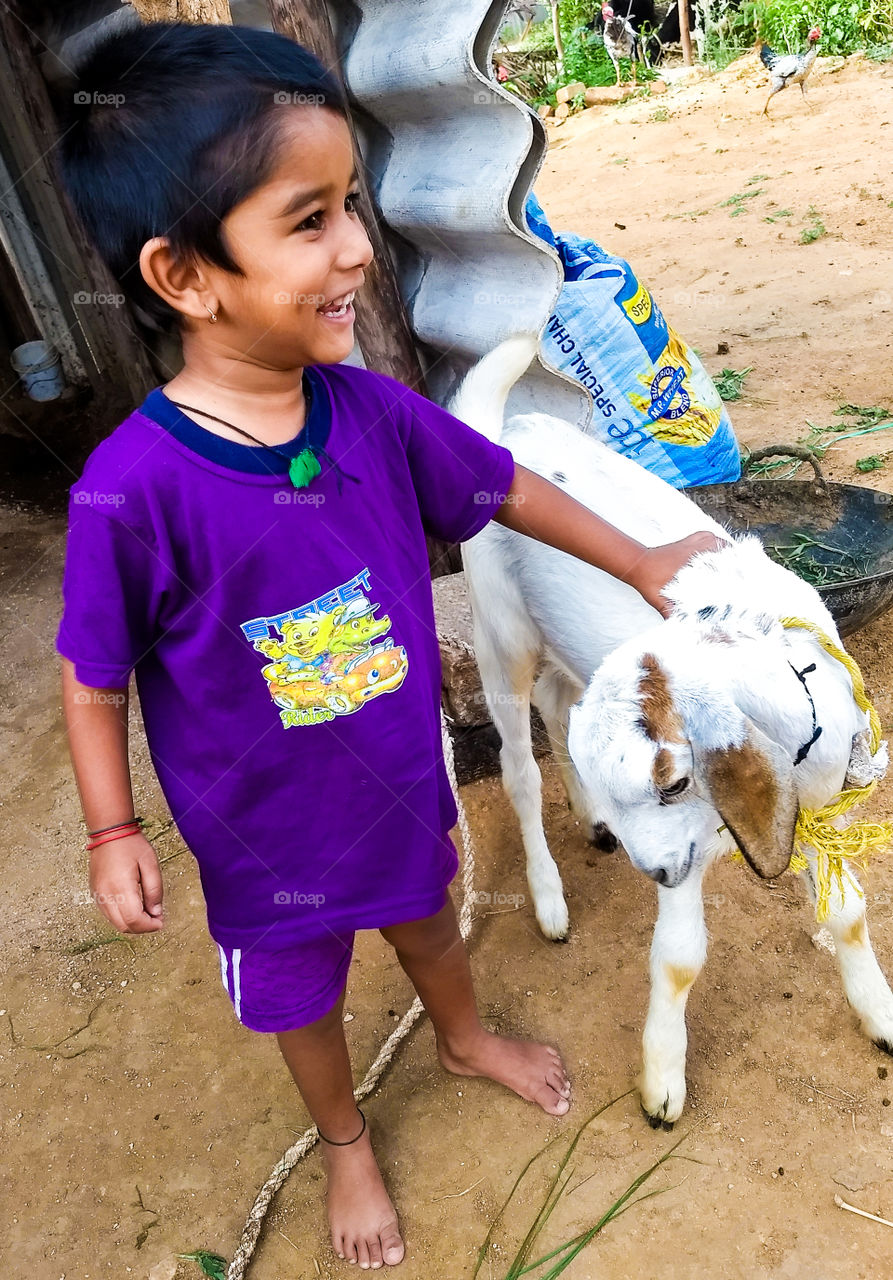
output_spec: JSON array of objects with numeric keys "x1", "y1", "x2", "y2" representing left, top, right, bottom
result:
[{"x1": 453, "y1": 336, "x2": 893, "y2": 1125}]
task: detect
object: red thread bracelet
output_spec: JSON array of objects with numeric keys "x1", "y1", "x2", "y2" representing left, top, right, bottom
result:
[
  {"x1": 86, "y1": 823, "x2": 143, "y2": 852},
  {"x1": 87, "y1": 817, "x2": 143, "y2": 838}
]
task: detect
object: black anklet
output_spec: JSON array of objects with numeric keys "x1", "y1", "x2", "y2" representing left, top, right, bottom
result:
[{"x1": 318, "y1": 1107, "x2": 366, "y2": 1146}]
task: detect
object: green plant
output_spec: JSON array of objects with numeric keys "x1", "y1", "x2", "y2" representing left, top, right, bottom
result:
[
  {"x1": 799, "y1": 204, "x2": 827, "y2": 243},
  {"x1": 739, "y1": 0, "x2": 893, "y2": 57},
  {"x1": 856, "y1": 454, "x2": 887, "y2": 472},
  {"x1": 720, "y1": 189, "x2": 763, "y2": 216},
  {"x1": 714, "y1": 367, "x2": 753, "y2": 400},
  {"x1": 178, "y1": 1252, "x2": 228, "y2": 1280}
]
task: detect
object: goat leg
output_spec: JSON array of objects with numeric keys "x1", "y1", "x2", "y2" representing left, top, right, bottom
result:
[
  {"x1": 799, "y1": 851, "x2": 893, "y2": 1054},
  {"x1": 475, "y1": 643, "x2": 571, "y2": 940},
  {"x1": 639, "y1": 866, "x2": 708, "y2": 1125}
]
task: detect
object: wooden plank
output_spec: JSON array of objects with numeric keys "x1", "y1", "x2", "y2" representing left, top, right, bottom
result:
[
  {"x1": 0, "y1": 4, "x2": 156, "y2": 438},
  {"x1": 128, "y1": 0, "x2": 232, "y2": 21}
]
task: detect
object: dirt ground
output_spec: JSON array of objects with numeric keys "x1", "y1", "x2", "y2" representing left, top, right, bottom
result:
[{"x1": 4, "y1": 51, "x2": 893, "y2": 1280}]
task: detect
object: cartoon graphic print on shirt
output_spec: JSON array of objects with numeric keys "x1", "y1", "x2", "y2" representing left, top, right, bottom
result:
[{"x1": 239, "y1": 569, "x2": 409, "y2": 729}]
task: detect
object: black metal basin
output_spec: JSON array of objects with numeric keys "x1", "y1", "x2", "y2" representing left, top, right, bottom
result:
[{"x1": 686, "y1": 478, "x2": 893, "y2": 638}]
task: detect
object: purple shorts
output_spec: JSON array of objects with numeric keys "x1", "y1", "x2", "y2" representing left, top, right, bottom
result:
[{"x1": 216, "y1": 931, "x2": 354, "y2": 1033}]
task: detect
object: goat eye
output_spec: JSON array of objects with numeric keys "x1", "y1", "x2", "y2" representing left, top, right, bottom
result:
[{"x1": 659, "y1": 777, "x2": 690, "y2": 803}]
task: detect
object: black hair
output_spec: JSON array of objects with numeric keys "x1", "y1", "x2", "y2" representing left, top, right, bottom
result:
[{"x1": 56, "y1": 22, "x2": 347, "y2": 330}]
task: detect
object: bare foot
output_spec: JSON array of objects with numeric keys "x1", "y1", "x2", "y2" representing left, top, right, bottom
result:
[
  {"x1": 438, "y1": 1029, "x2": 571, "y2": 1116},
  {"x1": 323, "y1": 1130, "x2": 405, "y2": 1269}
]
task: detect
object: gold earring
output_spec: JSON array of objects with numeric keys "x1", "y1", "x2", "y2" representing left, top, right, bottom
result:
[{"x1": 205, "y1": 305, "x2": 218, "y2": 323}]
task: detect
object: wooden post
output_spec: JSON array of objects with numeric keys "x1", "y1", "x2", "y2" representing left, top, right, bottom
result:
[
  {"x1": 128, "y1": 0, "x2": 232, "y2": 20},
  {"x1": 678, "y1": 0, "x2": 693, "y2": 65},
  {"x1": 551, "y1": 1, "x2": 565, "y2": 75}
]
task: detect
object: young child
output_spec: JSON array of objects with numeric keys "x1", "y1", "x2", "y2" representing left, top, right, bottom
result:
[{"x1": 57, "y1": 23, "x2": 720, "y2": 1271}]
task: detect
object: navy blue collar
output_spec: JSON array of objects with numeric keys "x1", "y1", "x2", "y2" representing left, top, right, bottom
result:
[{"x1": 139, "y1": 366, "x2": 332, "y2": 475}]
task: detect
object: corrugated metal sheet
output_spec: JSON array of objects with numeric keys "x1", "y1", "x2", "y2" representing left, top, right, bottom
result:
[{"x1": 333, "y1": 0, "x2": 591, "y2": 427}]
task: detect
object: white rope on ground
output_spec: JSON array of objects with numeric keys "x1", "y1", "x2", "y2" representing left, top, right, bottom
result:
[{"x1": 226, "y1": 711, "x2": 478, "y2": 1280}]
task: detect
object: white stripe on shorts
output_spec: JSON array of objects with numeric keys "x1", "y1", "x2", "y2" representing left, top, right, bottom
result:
[
  {"x1": 217, "y1": 943, "x2": 228, "y2": 992},
  {"x1": 231, "y1": 947, "x2": 242, "y2": 1019}
]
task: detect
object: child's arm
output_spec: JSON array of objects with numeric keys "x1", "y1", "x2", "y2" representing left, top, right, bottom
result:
[
  {"x1": 61, "y1": 658, "x2": 164, "y2": 935},
  {"x1": 493, "y1": 464, "x2": 725, "y2": 617}
]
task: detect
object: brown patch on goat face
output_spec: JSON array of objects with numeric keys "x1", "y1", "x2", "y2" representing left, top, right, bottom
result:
[
  {"x1": 697, "y1": 732, "x2": 795, "y2": 879},
  {"x1": 652, "y1": 747, "x2": 678, "y2": 789},
  {"x1": 845, "y1": 917, "x2": 867, "y2": 948},
  {"x1": 637, "y1": 654, "x2": 685, "y2": 744},
  {"x1": 665, "y1": 965, "x2": 697, "y2": 999}
]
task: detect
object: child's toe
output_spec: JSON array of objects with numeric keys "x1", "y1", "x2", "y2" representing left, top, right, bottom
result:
[{"x1": 381, "y1": 1222, "x2": 405, "y2": 1266}]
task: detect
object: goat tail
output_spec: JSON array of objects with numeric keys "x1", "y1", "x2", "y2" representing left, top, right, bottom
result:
[{"x1": 447, "y1": 333, "x2": 539, "y2": 443}]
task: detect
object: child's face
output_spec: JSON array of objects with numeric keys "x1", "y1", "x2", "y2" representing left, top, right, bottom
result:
[{"x1": 197, "y1": 107, "x2": 373, "y2": 369}]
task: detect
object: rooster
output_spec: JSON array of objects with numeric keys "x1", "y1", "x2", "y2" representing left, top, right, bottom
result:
[
  {"x1": 760, "y1": 26, "x2": 821, "y2": 115},
  {"x1": 601, "y1": 3, "x2": 643, "y2": 87}
]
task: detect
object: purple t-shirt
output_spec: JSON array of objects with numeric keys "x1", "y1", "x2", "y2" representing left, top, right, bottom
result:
[{"x1": 57, "y1": 364, "x2": 515, "y2": 949}]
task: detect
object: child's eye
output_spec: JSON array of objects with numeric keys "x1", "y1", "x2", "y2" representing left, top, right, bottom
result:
[
  {"x1": 294, "y1": 209, "x2": 324, "y2": 233},
  {"x1": 345, "y1": 189, "x2": 361, "y2": 213}
]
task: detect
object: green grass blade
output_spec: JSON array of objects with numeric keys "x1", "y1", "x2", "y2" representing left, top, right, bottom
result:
[
  {"x1": 474, "y1": 1090, "x2": 634, "y2": 1280},
  {"x1": 523, "y1": 1131, "x2": 689, "y2": 1279}
]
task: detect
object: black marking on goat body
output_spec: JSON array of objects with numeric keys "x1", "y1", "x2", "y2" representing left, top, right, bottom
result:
[
  {"x1": 788, "y1": 661, "x2": 823, "y2": 766},
  {"x1": 698, "y1": 606, "x2": 717, "y2": 621},
  {"x1": 551, "y1": 471, "x2": 567, "y2": 484}
]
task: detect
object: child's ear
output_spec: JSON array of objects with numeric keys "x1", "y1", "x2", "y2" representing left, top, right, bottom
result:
[{"x1": 138, "y1": 237, "x2": 217, "y2": 325}]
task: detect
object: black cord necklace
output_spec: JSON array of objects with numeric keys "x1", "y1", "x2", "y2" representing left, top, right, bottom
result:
[{"x1": 165, "y1": 393, "x2": 323, "y2": 490}]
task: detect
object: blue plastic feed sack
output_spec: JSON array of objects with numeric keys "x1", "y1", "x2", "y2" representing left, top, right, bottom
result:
[{"x1": 527, "y1": 194, "x2": 740, "y2": 489}]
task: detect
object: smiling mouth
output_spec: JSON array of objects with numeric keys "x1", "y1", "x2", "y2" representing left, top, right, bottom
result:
[{"x1": 318, "y1": 291, "x2": 356, "y2": 318}]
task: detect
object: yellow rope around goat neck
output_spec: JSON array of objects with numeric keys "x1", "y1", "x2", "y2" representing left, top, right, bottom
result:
[
  {"x1": 779, "y1": 616, "x2": 891, "y2": 922},
  {"x1": 224, "y1": 712, "x2": 477, "y2": 1280}
]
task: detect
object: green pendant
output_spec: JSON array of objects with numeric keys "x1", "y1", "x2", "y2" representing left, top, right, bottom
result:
[{"x1": 289, "y1": 448, "x2": 322, "y2": 490}]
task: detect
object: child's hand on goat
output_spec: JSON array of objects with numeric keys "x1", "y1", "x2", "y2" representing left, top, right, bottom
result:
[
  {"x1": 494, "y1": 464, "x2": 728, "y2": 618},
  {"x1": 631, "y1": 531, "x2": 729, "y2": 617}
]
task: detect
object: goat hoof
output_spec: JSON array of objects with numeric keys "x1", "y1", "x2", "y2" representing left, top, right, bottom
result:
[
  {"x1": 589, "y1": 823, "x2": 619, "y2": 854},
  {"x1": 534, "y1": 894, "x2": 570, "y2": 942}
]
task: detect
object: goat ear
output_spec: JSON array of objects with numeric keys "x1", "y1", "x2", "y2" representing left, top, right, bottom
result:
[{"x1": 693, "y1": 720, "x2": 796, "y2": 879}]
